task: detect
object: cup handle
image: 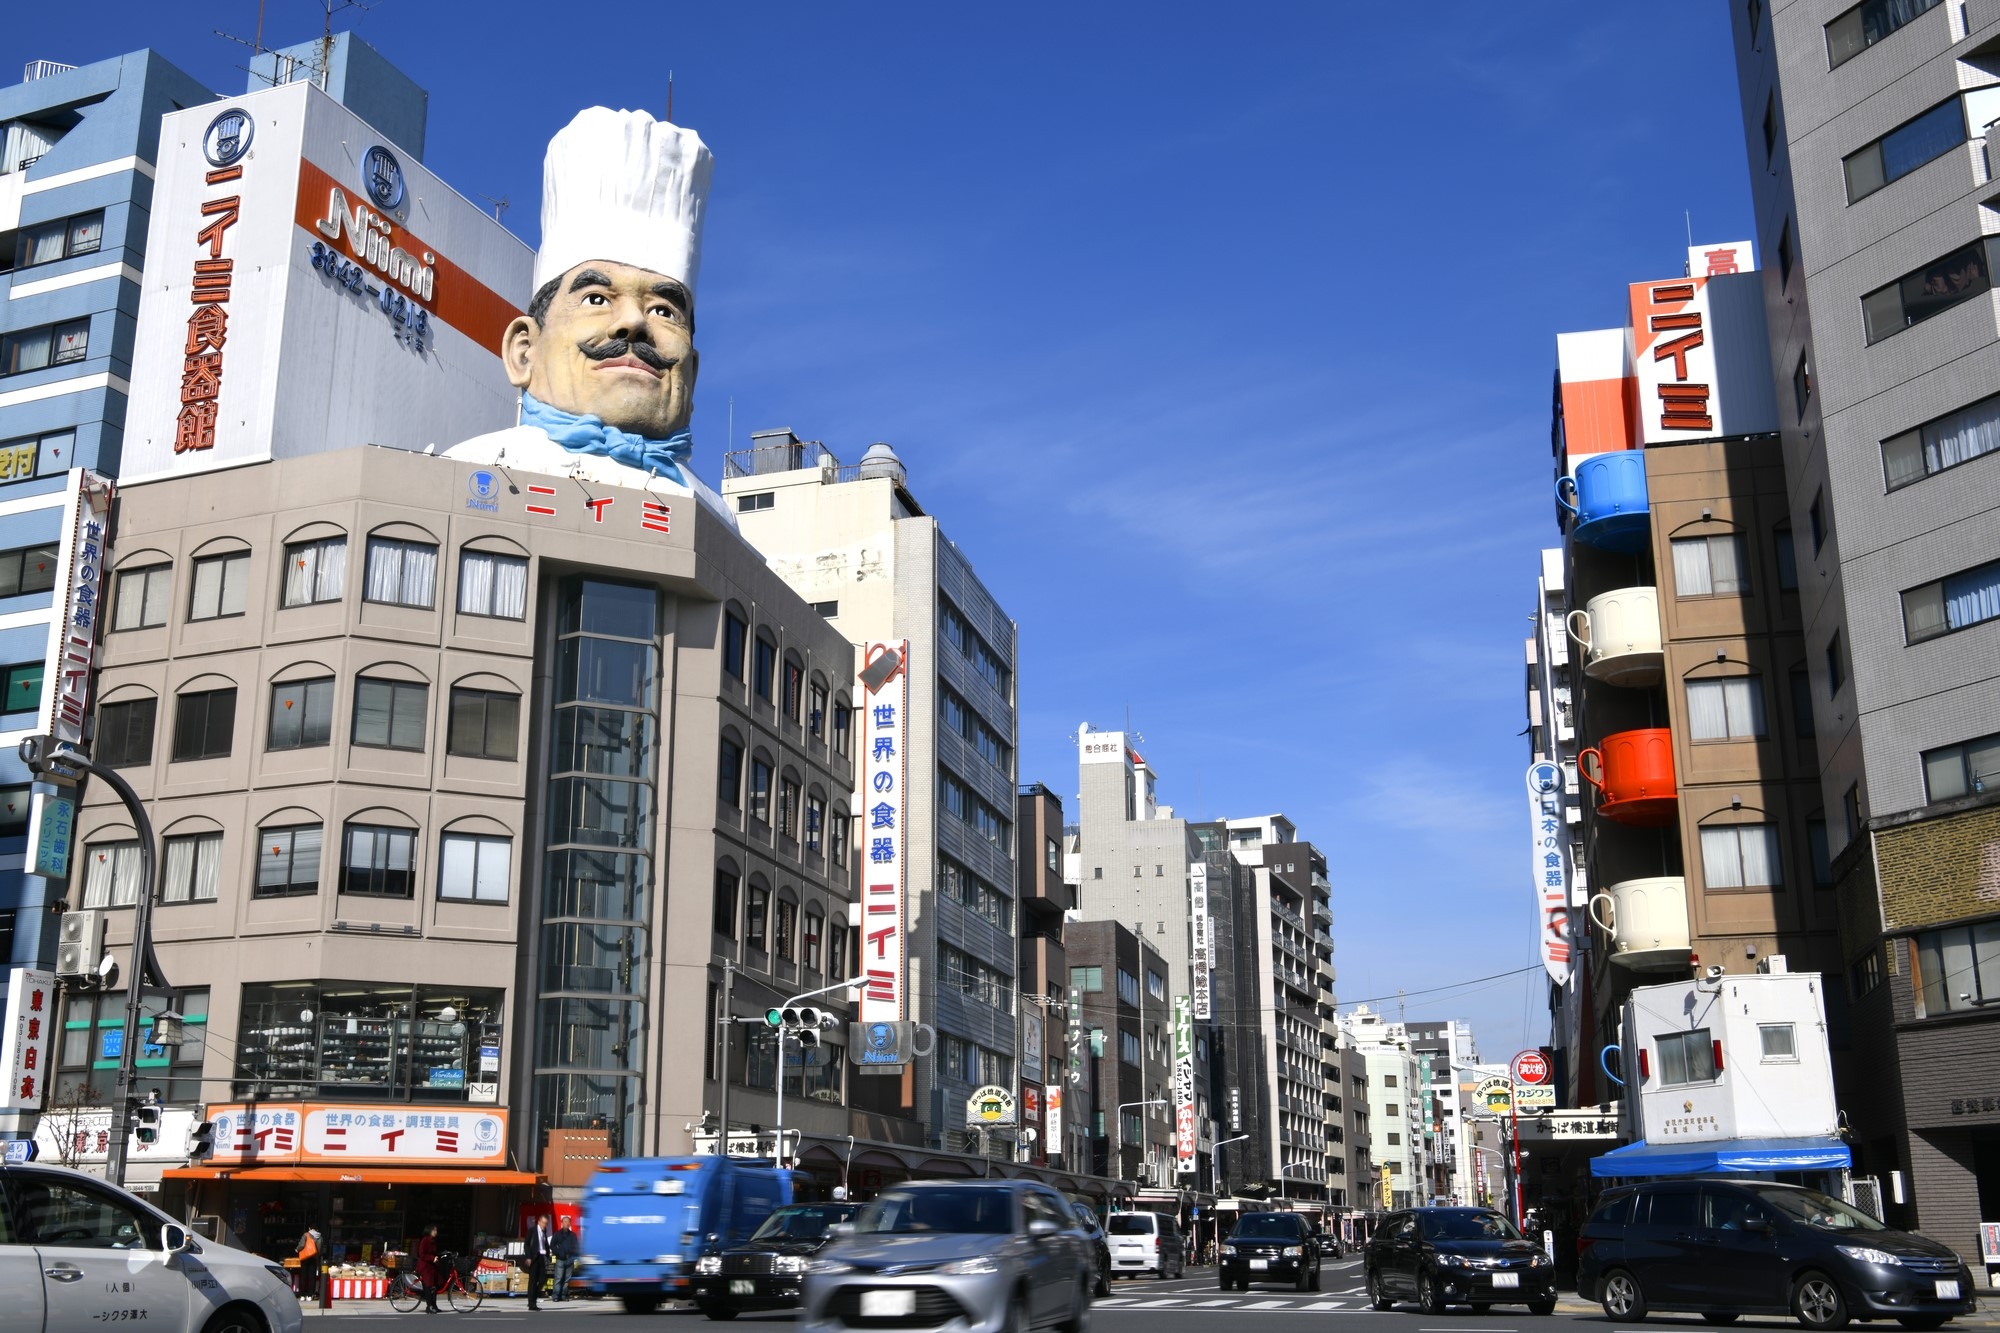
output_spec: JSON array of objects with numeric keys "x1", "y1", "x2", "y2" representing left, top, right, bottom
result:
[
  {"x1": 1556, "y1": 474, "x2": 1578, "y2": 517},
  {"x1": 1565, "y1": 609, "x2": 1591, "y2": 651},
  {"x1": 1588, "y1": 892, "x2": 1615, "y2": 935},
  {"x1": 1578, "y1": 748, "x2": 1604, "y2": 793}
]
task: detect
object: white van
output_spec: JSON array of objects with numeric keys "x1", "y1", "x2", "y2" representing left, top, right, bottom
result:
[
  {"x1": 1105, "y1": 1209, "x2": 1186, "y2": 1280},
  {"x1": 0, "y1": 1163, "x2": 302, "y2": 1333}
]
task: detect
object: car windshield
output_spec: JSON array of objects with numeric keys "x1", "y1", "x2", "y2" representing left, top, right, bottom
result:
[
  {"x1": 1070, "y1": 1204, "x2": 1098, "y2": 1228},
  {"x1": 854, "y1": 1188, "x2": 1015, "y2": 1235},
  {"x1": 1231, "y1": 1215, "x2": 1301, "y2": 1240},
  {"x1": 750, "y1": 1206, "x2": 852, "y2": 1241},
  {"x1": 1106, "y1": 1214, "x2": 1158, "y2": 1235},
  {"x1": 1421, "y1": 1212, "x2": 1521, "y2": 1241},
  {"x1": 1749, "y1": 1187, "x2": 1886, "y2": 1233}
]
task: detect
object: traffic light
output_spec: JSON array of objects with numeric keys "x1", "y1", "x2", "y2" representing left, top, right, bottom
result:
[
  {"x1": 187, "y1": 1119, "x2": 215, "y2": 1159},
  {"x1": 765, "y1": 1008, "x2": 784, "y2": 1028},
  {"x1": 129, "y1": 1097, "x2": 162, "y2": 1147},
  {"x1": 782, "y1": 1006, "x2": 824, "y2": 1048}
]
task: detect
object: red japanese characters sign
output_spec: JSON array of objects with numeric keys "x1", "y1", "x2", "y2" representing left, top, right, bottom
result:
[
  {"x1": 859, "y1": 641, "x2": 910, "y2": 1023},
  {"x1": 0, "y1": 968, "x2": 57, "y2": 1110},
  {"x1": 176, "y1": 163, "x2": 245, "y2": 453},
  {"x1": 204, "y1": 1103, "x2": 508, "y2": 1166}
]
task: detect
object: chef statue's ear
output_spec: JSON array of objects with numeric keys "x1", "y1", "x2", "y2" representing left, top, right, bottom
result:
[{"x1": 501, "y1": 315, "x2": 538, "y2": 390}]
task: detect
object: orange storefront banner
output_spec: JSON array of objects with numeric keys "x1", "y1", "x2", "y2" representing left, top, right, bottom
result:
[{"x1": 204, "y1": 1103, "x2": 509, "y2": 1168}]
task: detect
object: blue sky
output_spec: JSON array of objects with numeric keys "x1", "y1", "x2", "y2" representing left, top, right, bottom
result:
[{"x1": 7, "y1": 4, "x2": 1757, "y2": 1057}]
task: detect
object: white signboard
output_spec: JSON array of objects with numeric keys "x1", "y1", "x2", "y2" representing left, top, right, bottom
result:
[
  {"x1": 34, "y1": 1106, "x2": 201, "y2": 1162},
  {"x1": 1526, "y1": 763, "x2": 1571, "y2": 987},
  {"x1": 1045, "y1": 1085, "x2": 1063, "y2": 1155},
  {"x1": 859, "y1": 641, "x2": 910, "y2": 1023},
  {"x1": 39, "y1": 471, "x2": 112, "y2": 746},
  {"x1": 1173, "y1": 995, "x2": 1196, "y2": 1174},
  {"x1": 966, "y1": 1084, "x2": 1017, "y2": 1128},
  {"x1": 1189, "y1": 865, "x2": 1212, "y2": 1020},
  {"x1": 0, "y1": 968, "x2": 57, "y2": 1110},
  {"x1": 1078, "y1": 726, "x2": 1129, "y2": 766},
  {"x1": 1022, "y1": 1011, "x2": 1043, "y2": 1082},
  {"x1": 1687, "y1": 239, "x2": 1754, "y2": 280},
  {"x1": 1627, "y1": 268, "x2": 1777, "y2": 446}
]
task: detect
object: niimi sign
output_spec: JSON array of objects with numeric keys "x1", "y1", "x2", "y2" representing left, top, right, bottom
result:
[{"x1": 860, "y1": 641, "x2": 910, "y2": 1023}]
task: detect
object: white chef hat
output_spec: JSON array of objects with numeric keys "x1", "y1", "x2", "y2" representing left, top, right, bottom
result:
[{"x1": 533, "y1": 107, "x2": 714, "y2": 299}]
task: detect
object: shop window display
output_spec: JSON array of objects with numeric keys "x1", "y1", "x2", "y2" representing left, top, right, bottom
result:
[{"x1": 233, "y1": 981, "x2": 502, "y2": 1102}]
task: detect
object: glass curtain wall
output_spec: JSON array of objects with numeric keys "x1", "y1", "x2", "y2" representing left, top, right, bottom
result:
[{"x1": 535, "y1": 578, "x2": 661, "y2": 1158}]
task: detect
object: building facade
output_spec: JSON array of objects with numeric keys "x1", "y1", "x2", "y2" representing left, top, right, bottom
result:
[
  {"x1": 1341, "y1": 1006, "x2": 1421, "y2": 1210},
  {"x1": 1065, "y1": 919, "x2": 1179, "y2": 1190},
  {"x1": 1016, "y1": 781, "x2": 1088, "y2": 1169}
]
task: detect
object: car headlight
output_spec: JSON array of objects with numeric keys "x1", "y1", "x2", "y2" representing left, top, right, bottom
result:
[
  {"x1": 1436, "y1": 1253, "x2": 1468, "y2": 1268},
  {"x1": 695, "y1": 1256, "x2": 722, "y2": 1276},
  {"x1": 1836, "y1": 1245, "x2": 1903, "y2": 1266},
  {"x1": 808, "y1": 1258, "x2": 855, "y2": 1275},
  {"x1": 1221, "y1": 1244, "x2": 1237, "y2": 1257},
  {"x1": 1529, "y1": 1253, "x2": 1546, "y2": 1266},
  {"x1": 941, "y1": 1255, "x2": 1003, "y2": 1275},
  {"x1": 264, "y1": 1264, "x2": 294, "y2": 1288},
  {"x1": 1283, "y1": 1246, "x2": 1302, "y2": 1258},
  {"x1": 773, "y1": 1255, "x2": 808, "y2": 1274}
]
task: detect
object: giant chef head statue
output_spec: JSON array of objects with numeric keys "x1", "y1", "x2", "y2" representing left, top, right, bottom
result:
[{"x1": 446, "y1": 108, "x2": 718, "y2": 497}]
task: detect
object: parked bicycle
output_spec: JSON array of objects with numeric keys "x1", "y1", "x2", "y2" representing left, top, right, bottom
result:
[{"x1": 389, "y1": 1251, "x2": 484, "y2": 1313}]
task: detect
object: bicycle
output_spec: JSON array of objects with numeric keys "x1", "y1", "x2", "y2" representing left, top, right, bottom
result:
[{"x1": 388, "y1": 1253, "x2": 484, "y2": 1313}]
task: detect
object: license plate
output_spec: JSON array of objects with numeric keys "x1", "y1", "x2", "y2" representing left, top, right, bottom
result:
[
  {"x1": 1249, "y1": 1259, "x2": 1269, "y2": 1270},
  {"x1": 1491, "y1": 1273, "x2": 1520, "y2": 1289},
  {"x1": 1935, "y1": 1281, "x2": 1960, "y2": 1300},
  {"x1": 862, "y1": 1290, "x2": 916, "y2": 1317},
  {"x1": 730, "y1": 1280, "x2": 756, "y2": 1295}
]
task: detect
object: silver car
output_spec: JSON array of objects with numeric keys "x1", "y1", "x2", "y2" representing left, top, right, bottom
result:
[{"x1": 801, "y1": 1181, "x2": 1093, "y2": 1333}]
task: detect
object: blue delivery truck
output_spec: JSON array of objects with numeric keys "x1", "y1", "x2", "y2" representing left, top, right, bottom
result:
[{"x1": 578, "y1": 1155, "x2": 797, "y2": 1312}]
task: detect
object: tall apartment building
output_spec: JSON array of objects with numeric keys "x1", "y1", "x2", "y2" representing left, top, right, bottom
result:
[
  {"x1": 1189, "y1": 819, "x2": 1269, "y2": 1195},
  {"x1": 1341, "y1": 1006, "x2": 1421, "y2": 1209},
  {"x1": 1223, "y1": 815, "x2": 1337, "y2": 1203},
  {"x1": 720, "y1": 431, "x2": 1020, "y2": 1152},
  {"x1": 1730, "y1": 0, "x2": 2000, "y2": 1258},
  {"x1": 1406, "y1": 1020, "x2": 1477, "y2": 1205}
]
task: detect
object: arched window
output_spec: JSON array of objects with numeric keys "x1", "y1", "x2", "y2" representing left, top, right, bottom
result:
[{"x1": 713, "y1": 860, "x2": 741, "y2": 938}]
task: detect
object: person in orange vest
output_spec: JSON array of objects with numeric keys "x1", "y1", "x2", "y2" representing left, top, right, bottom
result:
[{"x1": 294, "y1": 1226, "x2": 323, "y2": 1303}]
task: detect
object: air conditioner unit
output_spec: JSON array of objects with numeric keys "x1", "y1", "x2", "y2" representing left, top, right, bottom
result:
[{"x1": 56, "y1": 909, "x2": 105, "y2": 982}]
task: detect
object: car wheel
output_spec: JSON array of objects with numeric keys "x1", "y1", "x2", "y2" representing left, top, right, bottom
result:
[
  {"x1": 1296, "y1": 1261, "x2": 1314, "y2": 1293},
  {"x1": 1600, "y1": 1269, "x2": 1646, "y2": 1322},
  {"x1": 1057, "y1": 1276, "x2": 1093, "y2": 1333},
  {"x1": 1793, "y1": 1272, "x2": 1850, "y2": 1331},
  {"x1": 1418, "y1": 1269, "x2": 1447, "y2": 1316},
  {"x1": 1095, "y1": 1267, "x2": 1110, "y2": 1298},
  {"x1": 1309, "y1": 1260, "x2": 1321, "y2": 1293},
  {"x1": 201, "y1": 1307, "x2": 269, "y2": 1333},
  {"x1": 619, "y1": 1294, "x2": 662, "y2": 1314},
  {"x1": 1894, "y1": 1318, "x2": 1949, "y2": 1331},
  {"x1": 1702, "y1": 1315, "x2": 1741, "y2": 1325},
  {"x1": 1368, "y1": 1270, "x2": 1394, "y2": 1312},
  {"x1": 697, "y1": 1302, "x2": 739, "y2": 1321},
  {"x1": 1003, "y1": 1291, "x2": 1029, "y2": 1333},
  {"x1": 1528, "y1": 1300, "x2": 1557, "y2": 1317},
  {"x1": 1474, "y1": 1303, "x2": 1493, "y2": 1314}
]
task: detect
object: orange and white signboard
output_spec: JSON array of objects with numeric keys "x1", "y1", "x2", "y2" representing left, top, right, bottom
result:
[
  {"x1": 1627, "y1": 267, "x2": 1777, "y2": 446},
  {"x1": 205, "y1": 1103, "x2": 508, "y2": 1167}
]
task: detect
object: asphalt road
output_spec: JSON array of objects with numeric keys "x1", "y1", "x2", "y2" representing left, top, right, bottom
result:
[{"x1": 287, "y1": 1256, "x2": 2000, "y2": 1330}]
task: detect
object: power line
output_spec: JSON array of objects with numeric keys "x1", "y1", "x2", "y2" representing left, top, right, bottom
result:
[{"x1": 1335, "y1": 965, "x2": 1543, "y2": 1011}]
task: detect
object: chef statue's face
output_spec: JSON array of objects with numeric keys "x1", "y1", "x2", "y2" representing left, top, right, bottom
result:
[{"x1": 503, "y1": 261, "x2": 698, "y2": 438}]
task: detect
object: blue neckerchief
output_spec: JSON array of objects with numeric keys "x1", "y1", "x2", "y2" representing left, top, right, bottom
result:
[{"x1": 519, "y1": 391, "x2": 693, "y2": 487}]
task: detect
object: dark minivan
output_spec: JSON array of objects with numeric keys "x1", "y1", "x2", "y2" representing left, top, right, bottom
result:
[
  {"x1": 1577, "y1": 1179, "x2": 1977, "y2": 1329},
  {"x1": 1220, "y1": 1211, "x2": 1321, "y2": 1292},
  {"x1": 1364, "y1": 1206, "x2": 1557, "y2": 1315}
]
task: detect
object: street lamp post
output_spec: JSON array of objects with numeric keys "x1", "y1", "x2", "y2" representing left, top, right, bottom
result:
[
  {"x1": 773, "y1": 977, "x2": 863, "y2": 1168},
  {"x1": 1211, "y1": 1132, "x2": 1249, "y2": 1199},
  {"x1": 1278, "y1": 1161, "x2": 1317, "y2": 1201},
  {"x1": 1115, "y1": 1099, "x2": 1169, "y2": 1183}
]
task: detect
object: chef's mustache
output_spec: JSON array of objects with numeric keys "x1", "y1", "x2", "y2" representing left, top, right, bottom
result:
[{"x1": 578, "y1": 336, "x2": 676, "y2": 372}]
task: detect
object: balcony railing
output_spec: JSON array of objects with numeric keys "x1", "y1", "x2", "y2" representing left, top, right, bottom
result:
[{"x1": 23, "y1": 61, "x2": 76, "y2": 81}]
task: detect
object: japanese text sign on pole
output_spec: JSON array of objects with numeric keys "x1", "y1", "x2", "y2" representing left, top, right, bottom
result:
[
  {"x1": 860, "y1": 641, "x2": 910, "y2": 1022},
  {"x1": 40, "y1": 472, "x2": 113, "y2": 747},
  {"x1": 1189, "y1": 865, "x2": 1212, "y2": 1020},
  {"x1": 1525, "y1": 762, "x2": 1571, "y2": 987},
  {"x1": 0, "y1": 969, "x2": 57, "y2": 1110},
  {"x1": 1173, "y1": 995, "x2": 1197, "y2": 1174}
]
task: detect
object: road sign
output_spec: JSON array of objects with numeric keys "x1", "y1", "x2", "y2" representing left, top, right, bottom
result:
[
  {"x1": 1512, "y1": 1049, "x2": 1552, "y2": 1086},
  {"x1": 1474, "y1": 1076, "x2": 1513, "y2": 1114}
]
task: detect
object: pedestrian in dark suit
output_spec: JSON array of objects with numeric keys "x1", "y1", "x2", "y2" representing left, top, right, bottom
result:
[{"x1": 525, "y1": 1215, "x2": 553, "y2": 1311}]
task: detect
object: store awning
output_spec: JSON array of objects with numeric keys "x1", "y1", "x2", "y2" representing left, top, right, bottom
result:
[
  {"x1": 1590, "y1": 1137, "x2": 1851, "y2": 1178},
  {"x1": 162, "y1": 1166, "x2": 542, "y2": 1186}
]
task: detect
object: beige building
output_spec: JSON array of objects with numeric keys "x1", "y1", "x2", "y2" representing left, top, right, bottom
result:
[{"x1": 75, "y1": 444, "x2": 856, "y2": 1246}]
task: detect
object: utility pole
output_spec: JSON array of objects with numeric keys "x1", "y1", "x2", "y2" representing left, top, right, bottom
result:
[{"x1": 715, "y1": 958, "x2": 734, "y2": 1153}]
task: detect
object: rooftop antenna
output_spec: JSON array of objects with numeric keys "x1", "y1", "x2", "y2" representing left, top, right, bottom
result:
[
  {"x1": 728, "y1": 395, "x2": 735, "y2": 452},
  {"x1": 476, "y1": 193, "x2": 510, "y2": 223},
  {"x1": 666, "y1": 70, "x2": 675, "y2": 124},
  {"x1": 1684, "y1": 210, "x2": 1694, "y2": 276},
  {"x1": 1397, "y1": 987, "x2": 1407, "y2": 1024}
]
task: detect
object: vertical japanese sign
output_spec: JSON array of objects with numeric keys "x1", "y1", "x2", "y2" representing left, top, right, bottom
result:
[
  {"x1": 1045, "y1": 1085, "x2": 1064, "y2": 1157},
  {"x1": 1189, "y1": 863, "x2": 1212, "y2": 1020},
  {"x1": 1526, "y1": 762, "x2": 1570, "y2": 986},
  {"x1": 1173, "y1": 995, "x2": 1196, "y2": 1175},
  {"x1": 40, "y1": 470, "x2": 112, "y2": 747},
  {"x1": 860, "y1": 641, "x2": 910, "y2": 1022},
  {"x1": 0, "y1": 968, "x2": 57, "y2": 1110},
  {"x1": 177, "y1": 108, "x2": 253, "y2": 454}
]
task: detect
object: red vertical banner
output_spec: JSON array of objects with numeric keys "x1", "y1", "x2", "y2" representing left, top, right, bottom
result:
[{"x1": 860, "y1": 641, "x2": 910, "y2": 1022}]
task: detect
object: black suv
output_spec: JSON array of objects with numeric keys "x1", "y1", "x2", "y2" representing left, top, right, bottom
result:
[
  {"x1": 1220, "y1": 1211, "x2": 1322, "y2": 1292},
  {"x1": 1365, "y1": 1206, "x2": 1556, "y2": 1315},
  {"x1": 689, "y1": 1202, "x2": 859, "y2": 1319},
  {"x1": 1577, "y1": 1179, "x2": 1976, "y2": 1330}
]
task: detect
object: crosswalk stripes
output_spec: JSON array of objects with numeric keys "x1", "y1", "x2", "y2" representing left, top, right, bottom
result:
[{"x1": 1094, "y1": 1294, "x2": 1353, "y2": 1314}]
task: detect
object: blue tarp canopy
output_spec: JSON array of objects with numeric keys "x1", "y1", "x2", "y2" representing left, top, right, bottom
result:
[{"x1": 1591, "y1": 1137, "x2": 1851, "y2": 1178}]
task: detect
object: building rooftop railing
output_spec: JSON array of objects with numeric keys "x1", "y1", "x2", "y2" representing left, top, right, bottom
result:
[
  {"x1": 23, "y1": 60, "x2": 76, "y2": 82},
  {"x1": 723, "y1": 439, "x2": 840, "y2": 479}
]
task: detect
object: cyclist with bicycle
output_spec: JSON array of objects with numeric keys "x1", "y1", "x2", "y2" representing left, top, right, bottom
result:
[{"x1": 415, "y1": 1223, "x2": 442, "y2": 1313}]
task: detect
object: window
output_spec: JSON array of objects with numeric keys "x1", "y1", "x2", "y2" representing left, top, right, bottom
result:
[
  {"x1": 810, "y1": 600, "x2": 838, "y2": 618},
  {"x1": 1851, "y1": 946, "x2": 1885, "y2": 999},
  {"x1": 774, "y1": 899, "x2": 797, "y2": 960},
  {"x1": 439, "y1": 833, "x2": 511, "y2": 903},
  {"x1": 1120, "y1": 1030, "x2": 1142, "y2": 1066},
  {"x1": 267, "y1": 676, "x2": 334, "y2": 751},
  {"x1": 1774, "y1": 525, "x2": 1798, "y2": 591},
  {"x1": 95, "y1": 697, "x2": 156, "y2": 767},
  {"x1": 1793, "y1": 351, "x2": 1812, "y2": 417},
  {"x1": 1883, "y1": 392, "x2": 2000, "y2": 490},
  {"x1": 342, "y1": 823, "x2": 415, "y2": 897},
  {"x1": 1808, "y1": 817, "x2": 1833, "y2": 888},
  {"x1": 0, "y1": 434, "x2": 56, "y2": 488},
  {"x1": 805, "y1": 794, "x2": 825, "y2": 854},
  {"x1": 171, "y1": 687, "x2": 236, "y2": 761},
  {"x1": 752, "y1": 637, "x2": 776, "y2": 702},
  {"x1": 1825, "y1": 630, "x2": 1848, "y2": 694},
  {"x1": 746, "y1": 886, "x2": 768, "y2": 950},
  {"x1": 352, "y1": 678, "x2": 429, "y2": 751},
  {"x1": 809, "y1": 683, "x2": 827, "y2": 739},
  {"x1": 1686, "y1": 677, "x2": 1766, "y2": 740},
  {"x1": 281, "y1": 537, "x2": 346, "y2": 607},
  {"x1": 803, "y1": 911, "x2": 823, "y2": 971},
  {"x1": 1, "y1": 317, "x2": 89, "y2": 374},
  {"x1": 723, "y1": 612, "x2": 747, "y2": 679},
  {"x1": 457, "y1": 550, "x2": 527, "y2": 618},
  {"x1": 14, "y1": 210, "x2": 104, "y2": 268},
  {"x1": 1672, "y1": 535, "x2": 1749, "y2": 597},
  {"x1": 1656, "y1": 1028, "x2": 1719, "y2": 1085},
  {"x1": 718, "y1": 737, "x2": 744, "y2": 808},
  {"x1": 188, "y1": 552, "x2": 248, "y2": 620},
  {"x1": 1383, "y1": 1074, "x2": 1398, "y2": 1088},
  {"x1": 1759, "y1": 1023, "x2": 1797, "y2": 1060},
  {"x1": 749, "y1": 757, "x2": 772, "y2": 823},
  {"x1": 1777, "y1": 221, "x2": 1794, "y2": 288},
  {"x1": 939, "y1": 766, "x2": 1012, "y2": 851},
  {"x1": 1700, "y1": 823, "x2": 1783, "y2": 889},
  {"x1": 1862, "y1": 238, "x2": 1992, "y2": 344},
  {"x1": 255, "y1": 824, "x2": 322, "y2": 898},
  {"x1": 735, "y1": 491, "x2": 774, "y2": 512},
  {"x1": 81, "y1": 840, "x2": 142, "y2": 907},
  {"x1": 830, "y1": 810, "x2": 849, "y2": 867},
  {"x1": 941, "y1": 856, "x2": 1013, "y2": 930},
  {"x1": 940, "y1": 596, "x2": 1011, "y2": 693},
  {"x1": 1913, "y1": 919, "x2": 2000, "y2": 1015},
  {"x1": 941, "y1": 945, "x2": 1013, "y2": 1010},
  {"x1": 1846, "y1": 99, "x2": 1966, "y2": 204},
  {"x1": 109, "y1": 562, "x2": 171, "y2": 630},
  {"x1": 832, "y1": 702, "x2": 851, "y2": 757},
  {"x1": 1117, "y1": 969, "x2": 1139, "y2": 1006},
  {"x1": 1070, "y1": 965, "x2": 1103, "y2": 993},
  {"x1": 161, "y1": 832, "x2": 222, "y2": 903},
  {"x1": 940, "y1": 683, "x2": 1011, "y2": 774},
  {"x1": 1922, "y1": 731, "x2": 2000, "y2": 801},
  {"x1": 1386, "y1": 1132, "x2": 1401, "y2": 1146},
  {"x1": 0, "y1": 543, "x2": 59, "y2": 600},
  {"x1": 1903, "y1": 558, "x2": 2000, "y2": 643},
  {"x1": 1762, "y1": 92, "x2": 1777, "y2": 161},
  {"x1": 1808, "y1": 494, "x2": 1826, "y2": 553},
  {"x1": 1826, "y1": 0, "x2": 1942, "y2": 68},
  {"x1": 1790, "y1": 666, "x2": 1816, "y2": 741},
  {"x1": 447, "y1": 687, "x2": 519, "y2": 760},
  {"x1": 1146, "y1": 968, "x2": 1165, "y2": 1001},
  {"x1": 0, "y1": 661, "x2": 41, "y2": 714},
  {"x1": 784, "y1": 661, "x2": 803, "y2": 720},
  {"x1": 779, "y1": 777, "x2": 801, "y2": 839},
  {"x1": 362, "y1": 537, "x2": 437, "y2": 608},
  {"x1": 1844, "y1": 783, "x2": 1863, "y2": 841},
  {"x1": 827, "y1": 920, "x2": 848, "y2": 980},
  {"x1": 1046, "y1": 837, "x2": 1060, "y2": 872},
  {"x1": 713, "y1": 869, "x2": 738, "y2": 937}
]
